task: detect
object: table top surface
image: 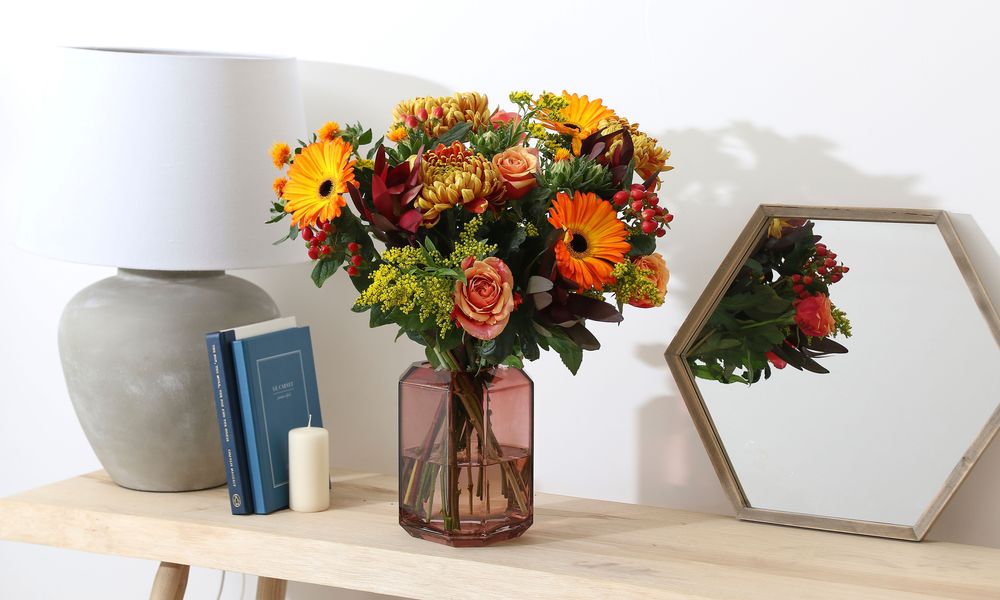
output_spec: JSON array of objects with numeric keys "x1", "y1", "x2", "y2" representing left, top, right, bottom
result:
[{"x1": 2, "y1": 470, "x2": 999, "y2": 599}]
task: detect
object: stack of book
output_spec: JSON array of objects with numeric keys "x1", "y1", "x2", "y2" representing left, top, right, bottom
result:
[{"x1": 205, "y1": 317, "x2": 323, "y2": 515}]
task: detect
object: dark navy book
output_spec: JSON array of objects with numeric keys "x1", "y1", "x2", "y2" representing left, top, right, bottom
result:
[
  {"x1": 232, "y1": 326, "x2": 322, "y2": 514},
  {"x1": 205, "y1": 329, "x2": 254, "y2": 515}
]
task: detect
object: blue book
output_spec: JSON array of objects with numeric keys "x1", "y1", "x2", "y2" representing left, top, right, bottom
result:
[
  {"x1": 232, "y1": 326, "x2": 322, "y2": 514},
  {"x1": 205, "y1": 329, "x2": 254, "y2": 515}
]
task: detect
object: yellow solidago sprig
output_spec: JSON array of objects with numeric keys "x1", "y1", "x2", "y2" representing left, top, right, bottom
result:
[
  {"x1": 355, "y1": 245, "x2": 456, "y2": 335},
  {"x1": 447, "y1": 215, "x2": 497, "y2": 268},
  {"x1": 611, "y1": 261, "x2": 663, "y2": 309}
]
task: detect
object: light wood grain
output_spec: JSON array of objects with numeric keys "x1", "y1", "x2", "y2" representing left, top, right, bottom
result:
[
  {"x1": 149, "y1": 562, "x2": 189, "y2": 600},
  {"x1": 3, "y1": 471, "x2": 1000, "y2": 599},
  {"x1": 256, "y1": 577, "x2": 287, "y2": 600},
  {"x1": 666, "y1": 205, "x2": 1000, "y2": 541}
]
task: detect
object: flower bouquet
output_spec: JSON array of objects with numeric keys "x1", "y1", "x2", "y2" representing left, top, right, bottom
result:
[
  {"x1": 688, "y1": 218, "x2": 852, "y2": 385},
  {"x1": 267, "y1": 91, "x2": 672, "y2": 545}
]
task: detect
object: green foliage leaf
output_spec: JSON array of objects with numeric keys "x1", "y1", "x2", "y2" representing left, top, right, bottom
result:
[
  {"x1": 627, "y1": 233, "x2": 656, "y2": 256},
  {"x1": 311, "y1": 258, "x2": 340, "y2": 287}
]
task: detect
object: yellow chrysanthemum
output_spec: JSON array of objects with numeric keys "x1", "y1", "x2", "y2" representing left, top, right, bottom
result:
[
  {"x1": 553, "y1": 148, "x2": 572, "y2": 162},
  {"x1": 317, "y1": 121, "x2": 341, "y2": 142},
  {"x1": 599, "y1": 118, "x2": 672, "y2": 183},
  {"x1": 270, "y1": 142, "x2": 291, "y2": 169},
  {"x1": 393, "y1": 92, "x2": 492, "y2": 137},
  {"x1": 415, "y1": 142, "x2": 505, "y2": 227},
  {"x1": 272, "y1": 177, "x2": 287, "y2": 198},
  {"x1": 387, "y1": 125, "x2": 407, "y2": 143},
  {"x1": 548, "y1": 191, "x2": 630, "y2": 290},
  {"x1": 535, "y1": 91, "x2": 616, "y2": 156},
  {"x1": 283, "y1": 138, "x2": 357, "y2": 229}
]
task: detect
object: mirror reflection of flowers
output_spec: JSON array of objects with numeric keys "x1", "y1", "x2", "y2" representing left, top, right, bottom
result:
[{"x1": 689, "y1": 218, "x2": 852, "y2": 385}]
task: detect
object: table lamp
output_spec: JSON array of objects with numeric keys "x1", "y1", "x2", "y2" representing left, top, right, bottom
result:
[{"x1": 15, "y1": 48, "x2": 307, "y2": 491}]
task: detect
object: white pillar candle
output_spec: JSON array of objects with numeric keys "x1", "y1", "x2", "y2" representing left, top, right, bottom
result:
[{"x1": 288, "y1": 417, "x2": 330, "y2": 512}]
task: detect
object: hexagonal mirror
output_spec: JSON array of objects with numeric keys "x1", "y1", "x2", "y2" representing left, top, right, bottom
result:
[{"x1": 666, "y1": 205, "x2": 1000, "y2": 540}]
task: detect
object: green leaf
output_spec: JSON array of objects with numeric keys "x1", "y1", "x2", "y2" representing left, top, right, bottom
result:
[
  {"x1": 434, "y1": 121, "x2": 472, "y2": 145},
  {"x1": 501, "y1": 355, "x2": 525, "y2": 368},
  {"x1": 546, "y1": 333, "x2": 583, "y2": 375},
  {"x1": 359, "y1": 129, "x2": 373, "y2": 145},
  {"x1": 627, "y1": 233, "x2": 657, "y2": 256},
  {"x1": 310, "y1": 258, "x2": 340, "y2": 287}
]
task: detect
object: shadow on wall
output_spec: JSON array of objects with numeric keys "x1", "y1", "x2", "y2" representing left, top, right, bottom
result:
[
  {"x1": 241, "y1": 62, "x2": 451, "y2": 600},
  {"x1": 636, "y1": 122, "x2": 1000, "y2": 547}
]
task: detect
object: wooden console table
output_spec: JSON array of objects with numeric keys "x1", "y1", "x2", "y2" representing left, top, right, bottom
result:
[{"x1": 2, "y1": 470, "x2": 999, "y2": 599}]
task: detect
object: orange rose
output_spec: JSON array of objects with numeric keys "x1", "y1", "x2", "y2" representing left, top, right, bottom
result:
[
  {"x1": 453, "y1": 256, "x2": 516, "y2": 340},
  {"x1": 628, "y1": 252, "x2": 670, "y2": 308},
  {"x1": 492, "y1": 146, "x2": 539, "y2": 199},
  {"x1": 490, "y1": 109, "x2": 521, "y2": 129},
  {"x1": 794, "y1": 293, "x2": 835, "y2": 337}
]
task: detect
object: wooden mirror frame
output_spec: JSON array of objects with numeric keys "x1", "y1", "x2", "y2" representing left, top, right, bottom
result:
[{"x1": 665, "y1": 205, "x2": 1000, "y2": 540}]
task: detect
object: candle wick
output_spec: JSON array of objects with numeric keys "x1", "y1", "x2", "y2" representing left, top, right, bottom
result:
[{"x1": 307, "y1": 414, "x2": 312, "y2": 428}]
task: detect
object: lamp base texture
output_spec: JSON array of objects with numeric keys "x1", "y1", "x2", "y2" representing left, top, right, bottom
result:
[{"x1": 58, "y1": 269, "x2": 280, "y2": 491}]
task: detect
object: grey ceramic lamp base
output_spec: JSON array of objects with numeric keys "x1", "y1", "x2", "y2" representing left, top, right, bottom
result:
[{"x1": 58, "y1": 269, "x2": 280, "y2": 491}]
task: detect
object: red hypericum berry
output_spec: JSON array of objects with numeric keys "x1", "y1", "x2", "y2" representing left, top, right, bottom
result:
[
  {"x1": 347, "y1": 266, "x2": 359, "y2": 277},
  {"x1": 793, "y1": 283, "x2": 805, "y2": 293},
  {"x1": 648, "y1": 195, "x2": 660, "y2": 206},
  {"x1": 612, "y1": 190, "x2": 629, "y2": 206},
  {"x1": 347, "y1": 242, "x2": 360, "y2": 253},
  {"x1": 818, "y1": 267, "x2": 829, "y2": 275},
  {"x1": 831, "y1": 273, "x2": 843, "y2": 282},
  {"x1": 307, "y1": 247, "x2": 319, "y2": 260},
  {"x1": 803, "y1": 275, "x2": 813, "y2": 285},
  {"x1": 350, "y1": 254, "x2": 363, "y2": 266},
  {"x1": 309, "y1": 239, "x2": 319, "y2": 249},
  {"x1": 315, "y1": 231, "x2": 328, "y2": 243},
  {"x1": 792, "y1": 274, "x2": 801, "y2": 282},
  {"x1": 641, "y1": 220, "x2": 657, "y2": 234},
  {"x1": 431, "y1": 106, "x2": 444, "y2": 119},
  {"x1": 322, "y1": 221, "x2": 332, "y2": 232},
  {"x1": 841, "y1": 266, "x2": 850, "y2": 273},
  {"x1": 816, "y1": 246, "x2": 827, "y2": 256},
  {"x1": 631, "y1": 200, "x2": 644, "y2": 212},
  {"x1": 301, "y1": 228, "x2": 314, "y2": 242},
  {"x1": 405, "y1": 115, "x2": 419, "y2": 129},
  {"x1": 663, "y1": 213, "x2": 674, "y2": 223},
  {"x1": 799, "y1": 291, "x2": 810, "y2": 299},
  {"x1": 631, "y1": 183, "x2": 645, "y2": 191},
  {"x1": 828, "y1": 252, "x2": 837, "y2": 259},
  {"x1": 320, "y1": 245, "x2": 331, "y2": 255},
  {"x1": 642, "y1": 208, "x2": 656, "y2": 220},
  {"x1": 824, "y1": 258, "x2": 836, "y2": 267},
  {"x1": 655, "y1": 227, "x2": 666, "y2": 237},
  {"x1": 630, "y1": 188, "x2": 645, "y2": 201},
  {"x1": 417, "y1": 108, "x2": 428, "y2": 121}
]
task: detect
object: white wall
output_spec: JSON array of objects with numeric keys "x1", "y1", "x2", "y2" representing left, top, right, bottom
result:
[{"x1": 2, "y1": 1, "x2": 999, "y2": 598}]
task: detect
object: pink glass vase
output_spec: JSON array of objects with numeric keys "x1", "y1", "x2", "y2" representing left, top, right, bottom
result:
[{"x1": 398, "y1": 362, "x2": 533, "y2": 547}]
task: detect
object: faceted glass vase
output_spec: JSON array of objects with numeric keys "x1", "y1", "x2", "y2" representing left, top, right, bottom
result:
[{"x1": 398, "y1": 362, "x2": 533, "y2": 547}]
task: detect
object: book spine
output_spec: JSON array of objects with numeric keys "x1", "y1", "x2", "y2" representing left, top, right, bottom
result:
[
  {"x1": 232, "y1": 340, "x2": 270, "y2": 514},
  {"x1": 205, "y1": 332, "x2": 253, "y2": 515}
]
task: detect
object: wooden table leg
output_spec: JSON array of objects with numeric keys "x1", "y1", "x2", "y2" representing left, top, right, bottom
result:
[
  {"x1": 149, "y1": 562, "x2": 189, "y2": 600},
  {"x1": 256, "y1": 577, "x2": 288, "y2": 600}
]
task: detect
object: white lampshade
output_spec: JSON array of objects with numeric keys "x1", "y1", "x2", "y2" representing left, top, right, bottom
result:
[{"x1": 16, "y1": 47, "x2": 307, "y2": 270}]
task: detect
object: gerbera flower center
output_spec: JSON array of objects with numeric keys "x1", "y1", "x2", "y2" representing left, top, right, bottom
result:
[
  {"x1": 568, "y1": 231, "x2": 589, "y2": 256},
  {"x1": 318, "y1": 179, "x2": 334, "y2": 197}
]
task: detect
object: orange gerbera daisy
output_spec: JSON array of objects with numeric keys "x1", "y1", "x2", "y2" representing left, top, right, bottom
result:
[
  {"x1": 536, "y1": 91, "x2": 616, "y2": 156},
  {"x1": 548, "y1": 191, "x2": 630, "y2": 290},
  {"x1": 283, "y1": 138, "x2": 357, "y2": 229}
]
